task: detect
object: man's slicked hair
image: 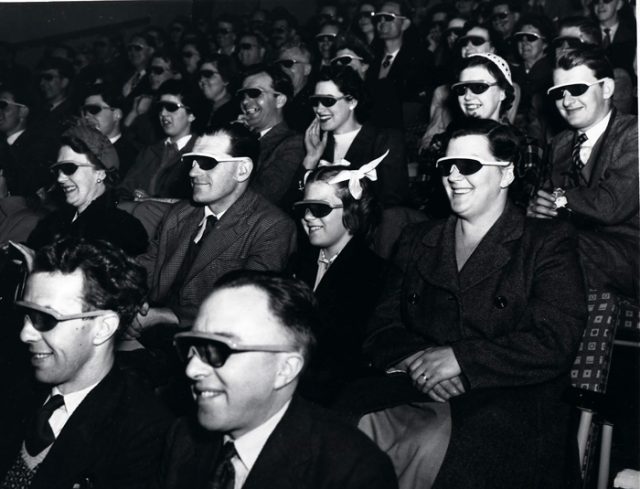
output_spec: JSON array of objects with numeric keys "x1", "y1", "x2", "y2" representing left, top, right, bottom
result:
[
  {"x1": 212, "y1": 270, "x2": 318, "y2": 360},
  {"x1": 556, "y1": 47, "x2": 614, "y2": 80},
  {"x1": 31, "y1": 237, "x2": 148, "y2": 332}
]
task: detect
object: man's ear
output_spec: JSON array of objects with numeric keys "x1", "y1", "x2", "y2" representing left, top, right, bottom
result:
[
  {"x1": 303, "y1": 62, "x2": 312, "y2": 76},
  {"x1": 113, "y1": 108, "x2": 123, "y2": 122},
  {"x1": 275, "y1": 93, "x2": 287, "y2": 110},
  {"x1": 401, "y1": 17, "x2": 411, "y2": 32},
  {"x1": 235, "y1": 158, "x2": 253, "y2": 182},
  {"x1": 602, "y1": 77, "x2": 615, "y2": 100},
  {"x1": 19, "y1": 105, "x2": 29, "y2": 122},
  {"x1": 60, "y1": 77, "x2": 69, "y2": 90},
  {"x1": 273, "y1": 352, "x2": 304, "y2": 389},
  {"x1": 92, "y1": 313, "x2": 119, "y2": 346}
]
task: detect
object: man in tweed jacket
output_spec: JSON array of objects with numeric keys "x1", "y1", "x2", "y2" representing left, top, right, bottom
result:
[{"x1": 135, "y1": 124, "x2": 297, "y2": 331}]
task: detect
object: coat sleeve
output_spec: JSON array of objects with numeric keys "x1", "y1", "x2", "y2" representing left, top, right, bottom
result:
[
  {"x1": 451, "y1": 223, "x2": 587, "y2": 389},
  {"x1": 244, "y1": 212, "x2": 297, "y2": 272},
  {"x1": 375, "y1": 128, "x2": 409, "y2": 207},
  {"x1": 363, "y1": 225, "x2": 435, "y2": 369},
  {"x1": 252, "y1": 134, "x2": 304, "y2": 205}
]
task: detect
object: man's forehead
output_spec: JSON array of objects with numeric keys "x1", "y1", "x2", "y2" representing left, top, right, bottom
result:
[
  {"x1": 381, "y1": 1, "x2": 402, "y2": 13},
  {"x1": 493, "y1": 3, "x2": 512, "y2": 13},
  {"x1": 554, "y1": 65, "x2": 598, "y2": 84},
  {"x1": 85, "y1": 94, "x2": 106, "y2": 105},
  {"x1": 559, "y1": 26, "x2": 584, "y2": 39},
  {"x1": 243, "y1": 72, "x2": 273, "y2": 89},
  {"x1": 192, "y1": 132, "x2": 232, "y2": 156},
  {"x1": 280, "y1": 47, "x2": 307, "y2": 61},
  {"x1": 159, "y1": 93, "x2": 182, "y2": 103},
  {"x1": 25, "y1": 270, "x2": 85, "y2": 308}
]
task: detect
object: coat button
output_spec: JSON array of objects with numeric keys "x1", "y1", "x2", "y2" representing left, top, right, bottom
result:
[
  {"x1": 494, "y1": 296, "x2": 507, "y2": 309},
  {"x1": 408, "y1": 293, "x2": 418, "y2": 304}
]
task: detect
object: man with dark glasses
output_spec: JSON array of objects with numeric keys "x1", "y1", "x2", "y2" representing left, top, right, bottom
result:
[
  {"x1": 275, "y1": 42, "x2": 315, "y2": 132},
  {"x1": 1, "y1": 238, "x2": 171, "y2": 488},
  {"x1": 32, "y1": 57, "x2": 76, "y2": 142},
  {"x1": 238, "y1": 66, "x2": 304, "y2": 207},
  {"x1": 118, "y1": 79, "x2": 197, "y2": 201},
  {"x1": 132, "y1": 124, "x2": 296, "y2": 335},
  {"x1": 153, "y1": 270, "x2": 397, "y2": 489},
  {"x1": 528, "y1": 48, "x2": 638, "y2": 298},
  {"x1": 81, "y1": 84, "x2": 138, "y2": 179},
  {"x1": 236, "y1": 32, "x2": 267, "y2": 71}
]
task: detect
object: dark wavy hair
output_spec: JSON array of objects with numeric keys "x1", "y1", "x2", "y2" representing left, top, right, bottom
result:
[
  {"x1": 305, "y1": 164, "x2": 381, "y2": 242},
  {"x1": 31, "y1": 237, "x2": 148, "y2": 334},
  {"x1": 315, "y1": 65, "x2": 370, "y2": 122},
  {"x1": 242, "y1": 64, "x2": 294, "y2": 102},
  {"x1": 556, "y1": 47, "x2": 614, "y2": 80},
  {"x1": 458, "y1": 55, "x2": 515, "y2": 117},
  {"x1": 213, "y1": 270, "x2": 318, "y2": 361},
  {"x1": 199, "y1": 53, "x2": 239, "y2": 93},
  {"x1": 447, "y1": 117, "x2": 523, "y2": 168}
]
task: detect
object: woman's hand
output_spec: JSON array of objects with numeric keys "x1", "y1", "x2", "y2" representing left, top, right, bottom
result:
[
  {"x1": 407, "y1": 346, "x2": 462, "y2": 392},
  {"x1": 425, "y1": 376, "x2": 466, "y2": 402},
  {"x1": 133, "y1": 95, "x2": 153, "y2": 116},
  {"x1": 303, "y1": 118, "x2": 328, "y2": 170}
]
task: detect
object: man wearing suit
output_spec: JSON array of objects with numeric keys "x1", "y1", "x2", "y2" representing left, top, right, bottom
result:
[
  {"x1": 154, "y1": 270, "x2": 398, "y2": 489},
  {"x1": 134, "y1": 124, "x2": 297, "y2": 331},
  {"x1": 368, "y1": 0, "x2": 433, "y2": 129},
  {"x1": 0, "y1": 238, "x2": 171, "y2": 489},
  {"x1": 239, "y1": 65, "x2": 304, "y2": 208},
  {"x1": 593, "y1": 0, "x2": 636, "y2": 78},
  {"x1": 528, "y1": 48, "x2": 638, "y2": 299}
]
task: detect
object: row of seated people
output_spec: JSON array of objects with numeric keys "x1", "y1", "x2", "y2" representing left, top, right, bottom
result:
[{"x1": 0, "y1": 45, "x2": 636, "y2": 488}]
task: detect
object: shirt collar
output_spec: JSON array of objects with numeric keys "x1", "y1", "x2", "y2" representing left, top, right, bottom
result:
[
  {"x1": 225, "y1": 400, "x2": 291, "y2": 474},
  {"x1": 165, "y1": 134, "x2": 191, "y2": 151},
  {"x1": 201, "y1": 205, "x2": 226, "y2": 223},
  {"x1": 581, "y1": 109, "x2": 612, "y2": 145},
  {"x1": 109, "y1": 133, "x2": 122, "y2": 144},
  {"x1": 383, "y1": 48, "x2": 401, "y2": 59},
  {"x1": 6, "y1": 129, "x2": 25, "y2": 145},
  {"x1": 51, "y1": 379, "x2": 101, "y2": 418}
]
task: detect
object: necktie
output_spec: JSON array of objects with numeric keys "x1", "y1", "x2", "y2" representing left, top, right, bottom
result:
[
  {"x1": 170, "y1": 215, "x2": 217, "y2": 297},
  {"x1": 603, "y1": 28, "x2": 611, "y2": 48},
  {"x1": 379, "y1": 54, "x2": 393, "y2": 79},
  {"x1": 24, "y1": 395, "x2": 64, "y2": 456},
  {"x1": 208, "y1": 442, "x2": 237, "y2": 489},
  {"x1": 572, "y1": 133, "x2": 588, "y2": 171}
]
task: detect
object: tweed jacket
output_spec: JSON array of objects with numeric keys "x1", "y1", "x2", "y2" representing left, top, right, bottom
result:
[
  {"x1": 139, "y1": 188, "x2": 296, "y2": 326},
  {"x1": 0, "y1": 367, "x2": 172, "y2": 489},
  {"x1": 251, "y1": 121, "x2": 304, "y2": 208},
  {"x1": 546, "y1": 109, "x2": 639, "y2": 243},
  {"x1": 364, "y1": 203, "x2": 587, "y2": 488},
  {"x1": 152, "y1": 396, "x2": 398, "y2": 489}
]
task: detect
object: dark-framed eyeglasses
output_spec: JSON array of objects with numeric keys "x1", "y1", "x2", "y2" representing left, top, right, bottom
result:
[
  {"x1": 239, "y1": 42, "x2": 257, "y2": 50},
  {"x1": 451, "y1": 81, "x2": 498, "y2": 96},
  {"x1": 275, "y1": 59, "x2": 306, "y2": 69},
  {"x1": 445, "y1": 27, "x2": 464, "y2": 37},
  {"x1": 315, "y1": 33, "x2": 337, "y2": 43},
  {"x1": 491, "y1": 12, "x2": 510, "y2": 21},
  {"x1": 182, "y1": 154, "x2": 245, "y2": 171},
  {"x1": 236, "y1": 87, "x2": 282, "y2": 99},
  {"x1": 546, "y1": 79, "x2": 606, "y2": 100},
  {"x1": 292, "y1": 200, "x2": 344, "y2": 219},
  {"x1": 182, "y1": 51, "x2": 198, "y2": 59},
  {"x1": 217, "y1": 28, "x2": 234, "y2": 35},
  {"x1": 199, "y1": 69, "x2": 220, "y2": 80},
  {"x1": 156, "y1": 101, "x2": 190, "y2": 113},
  {"x1": 594, "y1": 0, "x2": 616, "y2": 4},
  {"x1": 51, "y1": 161, "x2": 95, "y2": 176},
  {"x1": 357, "y1": 11, "x2": 375, "y2": 20},
  {"x1": 457, "y1": 35, "x2": 488, "y2": 47},
  {"x1": 551, "y1": 36, "x2": 591, "y2": 50},
  {"x1": 309, "y1": 95, "x2": 351, "y2": 108},
  {"x1": 149, "y1": 66, "x2": 168, "y2": 76},
  {"x1": 15, "y1": 300, "x2": 114, "y2": 332},
  {"x1": 0, "y1": 99, "x2": 26, "y2": 111},
  {"x1": 39, "y1": 73, "x2": 58, "y2": 82},
  {"x1": 174, "y1": 331, "x2": 294, "y2": 368},
  {"x1": 373, "y1": 12, "x2": 406, "y2": 23},
  {"x1": 436, "y1": 156, "x2": 511, "y2": 176},
  {"x1": 81, "y1": 104, "x2": 115, "y2": 115},
  {"x1": 331, "y1": 55, "x2": 364, "y2": 67},
  {"x1": 127, "y1": 43, "x2": 145, "y2": 52},
  {"x1": 514, "y1": 32, "x2": 545, "y2": 43}
]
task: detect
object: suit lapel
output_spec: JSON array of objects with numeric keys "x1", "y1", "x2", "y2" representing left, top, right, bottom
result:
[
  {"x1": 458, "y1": 204, "x2": 523, "y2": 292},
  {"x1": 184, "y1": 190, "x2": 257, "y2": 283},
  {"x1": 31, "y1": 369, "x2": 122, "y2": 489},
  {"x1": 415, "y1": 217, "x2": 459, "y2": 293},
  {"x1": 583, "y1": 109, "x2": 617, "y2": 186},
  {"x1": 243, "y1": 399, "x2": 312, "y2": 489}
]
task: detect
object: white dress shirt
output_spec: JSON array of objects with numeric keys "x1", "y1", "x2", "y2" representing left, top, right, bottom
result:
[{"x1": 578, "y1": 110, "x2": 612, "y2": 165}]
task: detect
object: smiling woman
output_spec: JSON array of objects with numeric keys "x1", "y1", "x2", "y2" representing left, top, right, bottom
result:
[{"x1": 28, "y1": 122, "x2": 148, "y2": 256}]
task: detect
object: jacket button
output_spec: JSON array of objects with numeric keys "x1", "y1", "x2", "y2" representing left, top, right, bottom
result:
[
  {"x1": 408, "y1": 293, "x2": 418, "y2": 304},
  {"x1": 494, "y1": 296, "x2": 507, "y2": 309}
]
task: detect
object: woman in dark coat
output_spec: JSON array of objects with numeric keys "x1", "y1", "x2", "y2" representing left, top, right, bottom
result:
[
  {"x1": 292, "y1": 158, "x2": 386, "y2": 406},
  {"x1": 361, "y1": 118, "x2": 586, "y2": 489},
  {"x1": 302, "y1": 65, "x2": 408, "y2": 207},
  {"x1": 28, "y1": 123, "x2": 148, "y2": 256}
]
